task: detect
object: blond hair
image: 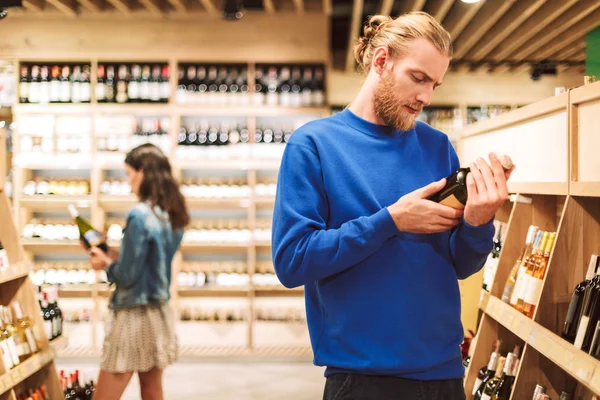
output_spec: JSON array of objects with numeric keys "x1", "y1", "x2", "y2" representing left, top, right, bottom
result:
[{"x1": 354, "y1": 12, "x2": 453, "y2": 73}]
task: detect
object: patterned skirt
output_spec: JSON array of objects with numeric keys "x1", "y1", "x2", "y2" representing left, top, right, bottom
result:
[{"x1": 101, "y1": 303, "x2": 178, "y2": 373}]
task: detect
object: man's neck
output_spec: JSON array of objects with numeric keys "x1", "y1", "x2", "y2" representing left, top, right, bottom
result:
[{"x1": 348, "y1": 84, "x2": 388, "y2": 127}]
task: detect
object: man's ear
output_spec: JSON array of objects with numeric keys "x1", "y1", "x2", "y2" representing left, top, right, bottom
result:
[{"x1": 372, "y1": 47, "x2": 390, "y2": 76}]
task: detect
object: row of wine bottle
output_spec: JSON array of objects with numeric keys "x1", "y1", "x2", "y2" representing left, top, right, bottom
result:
[
  {"x1": 179, "y1": 306, "x2": 305, "y2": 323},
  {"x1": 23, "y1": 179, "x2": 90, "y2": 196},
  {"x1": 19, "y1": 64, "x2": 91, "y2": 104},
  {"x1": 38, "y1": 287, "x2": 63, "y2": 341},
  {"x1": 0, "y1": 242, "x2": 9, "y2": 272},
  {"x1": 21, "y1": 134, "x2": 89, "y2": 154},
  {"x1": 561, "y1": 254, "x2": 600, "y2": 357},
  {"x1": 23, "y1": 222, "x2": 81, "y2": 241},
  {"x1": 471, "y1": 341, "x2": 520, "y2": 400},
  {"x1": 32, "y1": 266, "x2": 98, "y2": 286},
  {"x1": 177, "y1": 270, "x2": 282, "y2": 288},
  {"x1": 530, "y1": 384, "x2": 572, "y2": 400},
  {"x1": 500, "y1": 227, "x2": 557, "y2": 318},
  {"x1": 16, "y1": 384, "x2": 50, "y2": 400},
  {"x1": 97, "y1": 63, "x2": 171, "y2": 104},
  {"x1": 482, "y1": 221, "x2": 506, "y2": 291},
  {"x1": 0, "y1": 302, "x2": 40, "y2": 372},
  {"x1": 60, "y1": 369, "x2": 95, "y2": 400}
]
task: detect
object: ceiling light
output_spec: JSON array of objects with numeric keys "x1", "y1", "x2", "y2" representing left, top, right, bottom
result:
[{"x1": 461, "y1": 0, "x2": 481, "y2": 3}]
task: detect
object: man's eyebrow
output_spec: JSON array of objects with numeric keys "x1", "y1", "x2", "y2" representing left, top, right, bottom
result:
[{"x1": 411, "y1": 69, "x2": 443, "y2": 86}]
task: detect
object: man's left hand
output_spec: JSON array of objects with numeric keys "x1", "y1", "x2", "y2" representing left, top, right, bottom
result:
[{"x1": 464, "y1": 152, "x2": 515, "y2": 226}]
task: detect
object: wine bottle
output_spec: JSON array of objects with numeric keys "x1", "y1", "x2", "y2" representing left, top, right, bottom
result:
[
  {"x1": 40, "y1": 291, "x2": 53, "y2": 340},
  {"x1": 0, "y1": 318, "x2": 16, "y2": 371},
  {"x1": 50, "y1": 65, "x2": 61, "y2": 103},
  {"x1": 67, "y1": 205, "x2": 109, "y2": 253},
  {"x1": 160, "y1": 66, "x2": 170, "y2": 103},
  {"x1": 116, "y1": 65, "x2": 129, "y2": 104},
  {"x1": 140, "y1": 64, "x2": 151, "y2": 102},
  {"x1": 71, "y1": 65, "x2": 82, "y2": 104},
  {"x1": 502, "y1": 225, "x2": 538, "y2": 303},
  {"x1": 128, "y1": 64, "x2": 141, "y2": 103},
  {"x1": 29, "y1": 65, "x2": 41, "y2": 104},
  {"x1": 11, "y1": 301, "x2": 39, "y2": 355},
  {"x1": 494, "y1": 352, "x2": 518, "y2": 400},
  {"x1": 19, "y1": 65, "x2": 30, "y2": 104},
  {"x1": 471, "y1": 342, "x2": 499, "y2": 396},
  {"x1": 150, "y1": 65, "x2": 161, "y2": 102},
  {"x1": 60, "y1": 65, "x2": 71, "y2": 103},
  {"x1": 480, "y1": 356, "x2": 506, "y2": 400},
  {"x1": 522, "y1": 232, "x2": 556, "y2": 318},
  {"x1": 563, "y1": 255, "x2": 600, "y2": 343},
  {"x1": 105, "y1": 65, "x2": 116, "y2": 103},
  {"x1": 574, "y1": 265, "x2": 600, "y2": 350},
  {"x1": 48, "y1": 288, "x2": 62, "y2": 337},
  {"x1": 427, "y1": 155, "x2": 513, "y2": 208},
  {"x1": 482, "y1": 223, "x2": 503, "y2": 291},
  {"x1": 81, "y1": 65, "x2": 91, "y2": 103},
  {"x1": 532, "y1": 384, "x2": 546, "y2": 400},
  {"x1": 1, "y1": 306, "x2": 32, "y2": 362},
  {"x1": 515, "y1": 231, "x2": 545, "y2": 312},
  {"x1": 39, "y1": 65, "x2": 50, "y2": 104},
  {"x1": 559, "y1": 392, "x2": 572, "y2": 400}
]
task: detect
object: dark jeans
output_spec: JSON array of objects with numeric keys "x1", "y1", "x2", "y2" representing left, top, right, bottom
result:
[{"x1": 323, "y1": 374, "x2": 466, "y2": 400}]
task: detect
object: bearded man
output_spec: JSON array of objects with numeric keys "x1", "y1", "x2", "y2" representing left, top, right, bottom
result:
[{"x1": 271, "y1": 12, "x2": 513, "y2": 400}]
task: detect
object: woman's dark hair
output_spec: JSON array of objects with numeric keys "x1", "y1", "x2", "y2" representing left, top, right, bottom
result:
[{"x1": 125, "y1": 144, "x2": 190, "y2": 230}]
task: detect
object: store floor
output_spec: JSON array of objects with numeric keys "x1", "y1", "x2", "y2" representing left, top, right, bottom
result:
[{"x1": 57, "y1": 358, "x2": 325, "y2": 399}]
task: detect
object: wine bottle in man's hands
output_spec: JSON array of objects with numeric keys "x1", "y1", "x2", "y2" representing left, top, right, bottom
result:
[
  {"x1": 68, "y1": 204, "x2": 109, "y2": 253},
  {"x1": 427, "y1": 155, "x2": 513, "y2": 209}
]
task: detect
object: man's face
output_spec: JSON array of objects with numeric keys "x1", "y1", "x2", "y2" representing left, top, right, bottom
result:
[{"x1": 373, "y1": 38, "x2": 450, "y2": 131}]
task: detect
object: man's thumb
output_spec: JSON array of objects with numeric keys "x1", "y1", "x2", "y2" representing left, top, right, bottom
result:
[{"x1": 416, "y1": 178, "x2": 446, "y2": 198}]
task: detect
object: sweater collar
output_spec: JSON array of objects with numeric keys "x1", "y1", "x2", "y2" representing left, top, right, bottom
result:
[{"x1": 338, "y1": 108, "x2": 411, "y2": 138}]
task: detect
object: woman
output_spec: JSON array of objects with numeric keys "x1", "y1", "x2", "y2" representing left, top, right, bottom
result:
[{"x1": 89, "y1": 143, "x2": 189, "y2": 400}]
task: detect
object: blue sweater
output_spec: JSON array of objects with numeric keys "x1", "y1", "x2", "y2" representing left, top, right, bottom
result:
[{"x1": 272, "y1": 109, "x2": 495, "y2": 380}]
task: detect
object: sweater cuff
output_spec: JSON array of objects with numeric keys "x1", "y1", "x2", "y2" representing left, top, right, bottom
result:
[
  {"x1": 371, "y1": 208, "x2": 400, "y2": 243},
  {"x1": 458, "y1": 217, "x2": 495, "y2": 246}
]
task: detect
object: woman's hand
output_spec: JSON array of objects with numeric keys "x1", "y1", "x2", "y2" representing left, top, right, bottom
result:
[{"x1": 89, "y1": 247, "x2": 113, "y2": 270}]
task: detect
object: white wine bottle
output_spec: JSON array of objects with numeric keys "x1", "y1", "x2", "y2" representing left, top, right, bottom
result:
[{"x1": 67, "y1": 205, "x2": 109, "y2": 253}]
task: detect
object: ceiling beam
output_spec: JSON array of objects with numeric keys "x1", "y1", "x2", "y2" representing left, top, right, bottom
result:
[
  {"x1": 487, "y1": 0, "x2": 579, "y2": 63},
  {"x1": 509, "y1": 1, "x2": 600, "y2": 62},
  {"x1": 199, "y1": 0, "x2": 217, "y2": 14},
  {"x1": 346, "y1": 0, "x2": 364, "y2": 72},
  {"x1": 399, "y1": 0, "x2": 426, "y2": 14},
  {"x1": 76, "y1": 0, "x2": 103, "y2": 12},
  {"x1": 138, "y1": 0, "x2": 163, "y2": 14},
  {"x1": 46, "y1": 0, "x2": 77, "y2": 15},
  {"x1": 263, "y1": 0, "x2": 275, "y2": 13},
  {"x1": 379, "y1": 0, "x2": 393, "y2": 16},
  {"x1": 452, "y1": 0, "x2": 516, "y2": 60},
  {"x1": 106, "y1": 0, "x2": 131, "y2": 13},
  {"x1": 443, "y1": 0, "x2": 485, "y2": 40},
  {"x1": 549, "y1": 41, "x2": 586, "y2": 61},
  {"x1": 466, "y1": 0, "x2": 547, "y2": 61},
  {"x1": 21, "y1": 0, "x2": 44, "y2": 11},
  {"x1": 322, "y1": 0, "x2": 331, "y2": 16},
  {"x1": 167, "y1": 0, "x2": 187, "y2": 12},
  {"x1": 571, "y1": 50, "x2": 587, "y2": 62},
  {"x1": 292, "y1": 0, "x2": 304, "y2": 13},
  {"x1": 425, "y1": 0, "x2": 455, "y2": 23},
  {"x1": 527, "y1": 8, "x2": 600, "y2": 61}
]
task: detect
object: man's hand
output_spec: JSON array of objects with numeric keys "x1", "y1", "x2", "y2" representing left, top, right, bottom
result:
[
  {"x1": 388, "y1": 178, "x2": 464, "y2": 234},
  {"x1": 89, "y1": 247, "x2": 112, "y2": 270},
  {"x1": 464, "y1": 152, "x2": 515, "y2": 226}
]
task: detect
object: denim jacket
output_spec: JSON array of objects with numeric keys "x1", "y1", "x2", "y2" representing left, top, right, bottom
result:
[{"x1": 106, "y1": 202, "x2": 183, "y2": 309}]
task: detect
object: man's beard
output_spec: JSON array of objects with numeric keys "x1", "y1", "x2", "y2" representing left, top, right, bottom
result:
[{"x1": 373, "y1": 72, "x2": 422, "y2": 132}]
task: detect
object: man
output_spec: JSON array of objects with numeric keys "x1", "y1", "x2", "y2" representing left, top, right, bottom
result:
[{"x1": 272, "y1": 12, "x2": 514, "y2": 400}]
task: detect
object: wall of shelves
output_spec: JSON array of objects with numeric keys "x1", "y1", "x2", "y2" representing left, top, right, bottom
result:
[
  {"x1": 10, "y1": 57, "x2": 326, "y2": 358},
  {"x1": 462, "y1": 81, "x2": 600, "y2": 399}
]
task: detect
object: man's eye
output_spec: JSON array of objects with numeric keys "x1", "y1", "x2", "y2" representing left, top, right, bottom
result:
[{"x1": 412, "y1": 75, "x2": 425, "y2": 83}]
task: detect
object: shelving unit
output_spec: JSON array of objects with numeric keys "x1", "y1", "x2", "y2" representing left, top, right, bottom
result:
[
  {"x1": 10, "y1": 59, "x2": 325, "y2": 358},
  {"x1": 0, "y1": 128, "x2": 63, "y2": 399},
  {"x1": 462, "y1": 81, "x2": 600, "y2": 399}
]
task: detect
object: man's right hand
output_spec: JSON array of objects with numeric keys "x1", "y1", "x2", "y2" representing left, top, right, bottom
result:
[{"x1": 387, "y1": 178, "x2": 464, "y2": 234}]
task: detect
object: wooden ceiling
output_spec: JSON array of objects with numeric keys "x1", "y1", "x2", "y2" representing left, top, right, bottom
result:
[{"x1": 4, "y1": 0, "x2": 598, "y2": 73}]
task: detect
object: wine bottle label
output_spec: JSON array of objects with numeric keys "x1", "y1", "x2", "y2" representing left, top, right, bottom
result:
[
  {"x1": 14, "y1": 335, "x2": 31, "y2": 357},
  {"x1": 501, "y1": 282, "x2": 514, "y2": 303},
  {"x1": 524, "y1": 277, "x2": 543, "y2": 304},
  {"x1": 160, "y1": 82, "x2": 171, "y2": 101},
  {"x1": 19, "y1": 83, "x2": 29, "y2": 101},
  {"x1": 439, "y1": 194, "x2": 465, "y2": 210},
  {"x1": 140, "y1": 82, "x2": 150, "y2": 100},
  {"x1": 44, "y1": 320, "x2": 53, "y2": 340},
  {"x1": 83, "y1": 230, "x2": 103, "y2": 248},
  {"x1": 516, "y1": 273, "x2": 532, "y2": 305},
  {"x1": 60, "y1": 82, "x2": 71, "y2": 102},
  {"x1": 52, "y1": 316, "x2": 59, "y2": 338},
  {"x1": 50, "y1": 81, "x2": 60, "y2": 102},
  {"x1": 80, "y1": 83, "x2": 91, "y2": 102},
  {"x1": 472, "y1": 378, "x2": 483, "y2": 395},
  {"x1": 29, "y1": 83, "x2": 41, "y2": 103},
  {"x1": 25, "y1": 328, "x2": 38, "y2": 353},
  {"x1": 574, "y1": 315, "x2": 589, "y2": 349},
  {"x1": 128, "y1": 81, "x2": 140, "y2": 99},
  {"x1": 481, "y1": 393, "x2": 492, "y2": 400},
  {"x1": 96, "y1": 83, "x2": 106, "y2": 101},
  {"x1": 7, "y1": 337, "x2": 19, "y2": 366},
  {"x1": 0, "y1": 340, "x2": 14, "y2": 370}
]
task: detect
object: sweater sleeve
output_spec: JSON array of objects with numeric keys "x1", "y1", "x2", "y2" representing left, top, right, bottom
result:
[
  {"x1": 106, "y1": 208, "x2": 149, "y2": 288},
  {"x1": 446, "y1": 142, "x2": 495, "y2": 279},
  {"x1": 272, "y1": 141, "x2": 399, "y2": 288}
]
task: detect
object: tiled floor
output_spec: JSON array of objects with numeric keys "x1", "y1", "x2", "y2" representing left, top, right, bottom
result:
[{"x1": 57, "y1": 358, "x2": 326, "y2": 400}]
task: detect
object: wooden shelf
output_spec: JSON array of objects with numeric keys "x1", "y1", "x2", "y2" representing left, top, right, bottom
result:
[
  {"x1": 13, "y1": 154, "x2": 93, "y2": 170},
  {"x1": 178, "y1": 286, "x2": 250, "y2": 297},
  {"x1": 0, "y1": 262, "x2": 32, "y2": 285},
  {"x1": 484, "y1": 295, "x2": 600, "y2": 394},
  {"x1": 20, "y1": 195, "x2": 93, "y2": 208},
  {"x1": 49, "y1": 335, "x2": 68, "y2": 352},
  {"x1": 0, "y1": 349, "x2": 54, "y2": 396},
  {"x1": 176, "y1": 159, "x2": 281, "y2": 171},
  {"x1": 22, "y1": 239, "x2": 83, "y2": 252},
  {"x1": 254, "y1": 197, "x2": 276, "y2": 207},
  {"x1": 180, "y1": 242, "x2": 250, "y2": 252},
  {"x1": 185, "y1": 197, "x2": 252, "y2": 209},
  {"x1": 479, "y1": 289, "x2": 490, "y2": 311},
  {"x1": 508, "y1": 182, "x2": 570, "y2": 195},
  {"x1": 98, "y1": 195, "x2": 137, "y2": 209},
  {"x1": 569, "y1": 182, "x2": 600, "y2": 197},
  {"x1": 255, "y1": 286, "x2": 304, "y2": 296}
]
